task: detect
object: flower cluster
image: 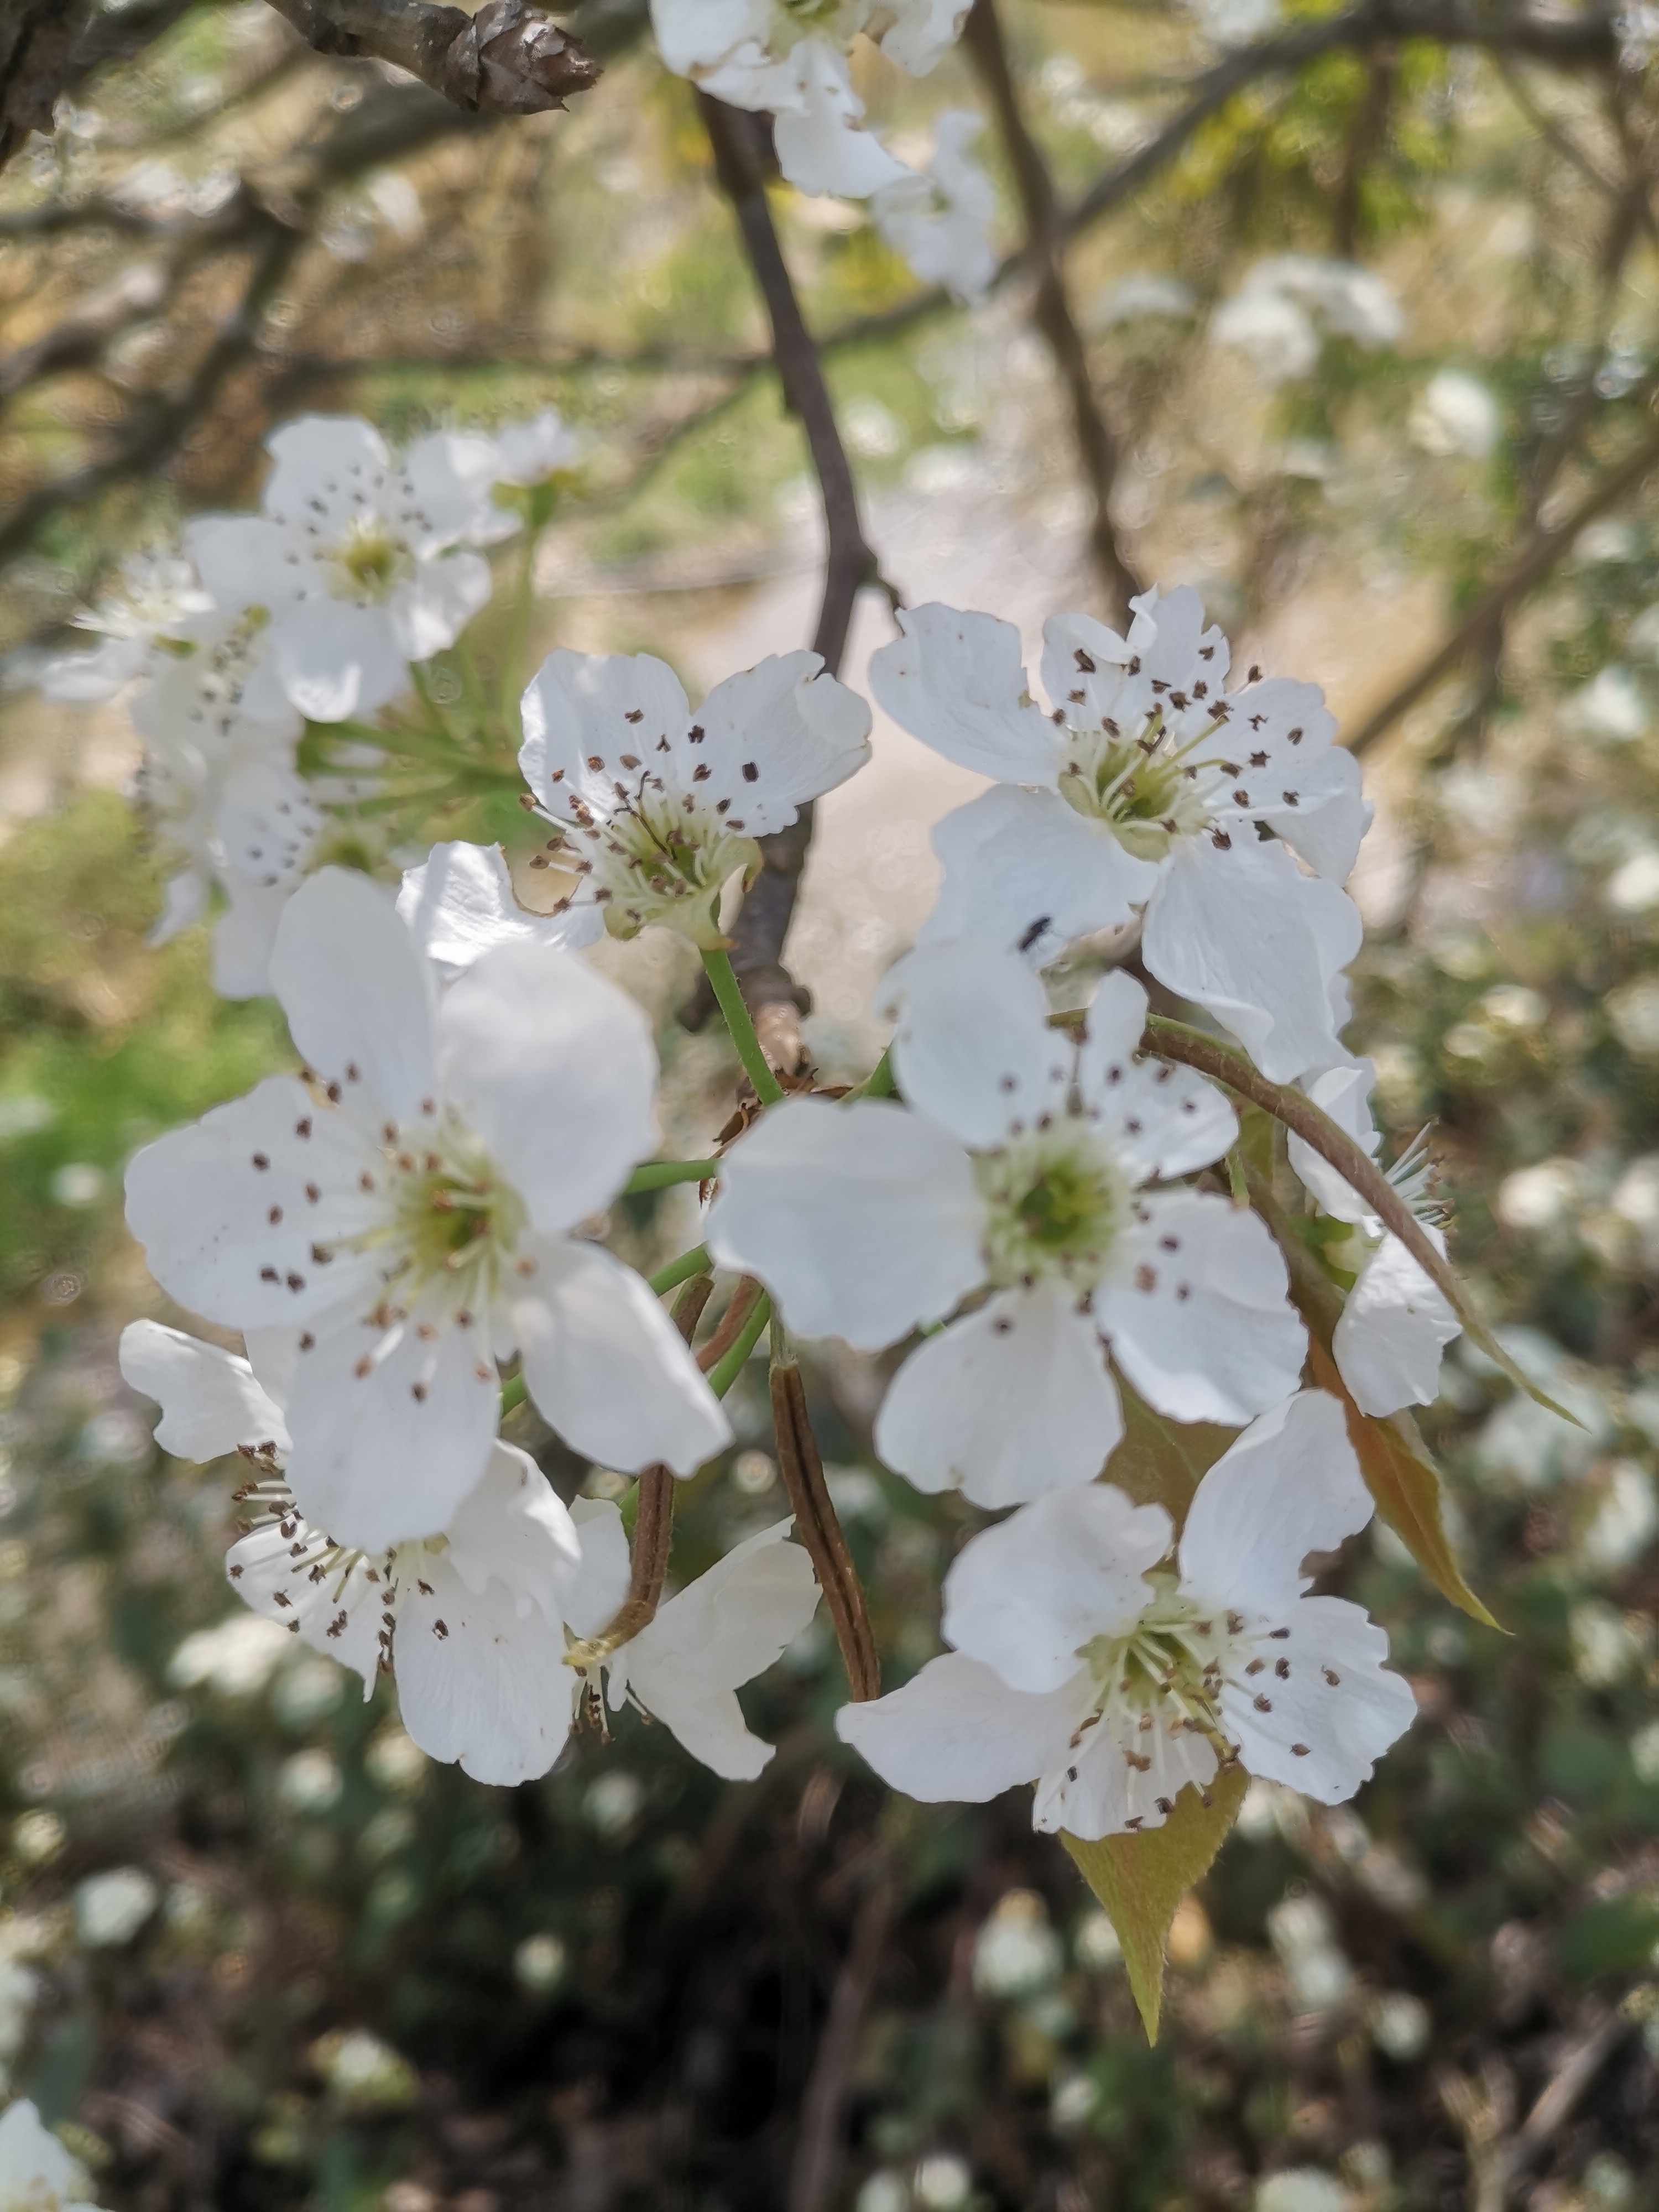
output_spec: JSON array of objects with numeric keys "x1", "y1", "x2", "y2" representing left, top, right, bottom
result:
[
  {"x1": 41, "y1": 410, "x2": 577, "y2": 998},
  {"x1": 95, "y1": 411, "x2": 1464, "y2": 1904}
]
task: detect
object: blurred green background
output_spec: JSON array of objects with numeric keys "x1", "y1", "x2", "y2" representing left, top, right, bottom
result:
[{"x1": 3, "y1": 2, "x2": 1659, "y2": 2207}]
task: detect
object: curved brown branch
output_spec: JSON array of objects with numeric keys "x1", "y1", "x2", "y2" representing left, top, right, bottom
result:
[
  {"x1": 696, "y1": 93, "x2": 889, "y2": 1062},
  {"x1": 1345, "y1": 413, "x2": 1659, "y2": 756},
  {"x1": 770, "y1": 1358, "x2": 879, "y2": 1704},
  {"x1": 259, "y1": 0, "x2": 599, "y2": 112},
  {"x1": 965, "y1": 0, "x2": 1141, "y2": 622}
]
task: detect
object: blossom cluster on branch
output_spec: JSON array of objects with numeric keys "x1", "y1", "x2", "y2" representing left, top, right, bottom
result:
[{"x1": 40, "y1": 404, "x2": 1517, "y2": 2030}]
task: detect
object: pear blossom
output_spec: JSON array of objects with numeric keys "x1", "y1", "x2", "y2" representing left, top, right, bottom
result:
[
  {"x1": 0, "y1": 2098, "x2": 105, "y2": 2212},
  {"x1": 398, "y1": 839, "x2": 602, "y2": 980},
  {"x1": 707, "y1": 943, "x2": 1306, "y2": 1507},
  {"x1": 651, "y1": 0, "x2": 968, "y2": 200},
  {"x1": 868, "y1": 587, "x2": 1370, "y2": 1080},
  {"x1": 871, "y1": 111, "x2": 998, "y2": 302},
  {"x1": 837, "y1": 1391, "x2": 1418, "y2": 1838},
  {"x1": 120, "y1": 1318, "x2": 588, "y2": 1787},
  {"x1": 1287, "y1": 1062, "x2": 1460, "y2": 1417},
  {"x1": 1213, "y1": 257, "x2": 1403, "y2": 383},
  {"x1": 39, "y1": 549, "x2": 213, "y2": 703},
  {"x1": 123, "y1": 867, "x2": 731, "y2": 1554},
  {"x1": 564, "y1": 1500, "x2": 821, "y2": 1780},
  {"x1": 517, "y1": 646, "x2": 870, "y2": 949},
  {"x1": 186, "y1": 415, "x2": 514, "y2": 723},
  {"x1": 492, "y1": 407, "x2": 586, "y2": 487}
]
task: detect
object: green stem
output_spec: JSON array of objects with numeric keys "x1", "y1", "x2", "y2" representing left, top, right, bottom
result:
[
  {"x1": 626, "y1": 1159, "x2": 722, "y2": 1193},
  {"x1": 411, "y1": 660, "x2": 462, "y2": 747},
  {"x1": 500, "y1": 520, "x2": 540, "y2": 735},
  {"x1": 847, "y1": 1046, "x2": 894, "y2": 1100},
  {"x1": 702, "y1": 948, "x2": 784, "y2": 1107},
  {"x1": 455, "y1": 637, "x2": 495, "y2": 749},
  {"x1": 706, "y1": 1288, "x2": 771, "y2": 1397},
  {"x1": 499, "y1": 1370, "x2": 526, "y2": 1416},
  {"x1": 649, "y1": 1244, "x2": 709, "y2": 1295}
]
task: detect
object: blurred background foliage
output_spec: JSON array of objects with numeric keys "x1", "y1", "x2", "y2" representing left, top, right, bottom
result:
[{"x1": 3, "y1": 1, "x2": 1659, "y2": 2208}]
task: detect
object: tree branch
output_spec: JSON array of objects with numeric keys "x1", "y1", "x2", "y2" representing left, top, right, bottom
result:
[
  {"x1": 1345, "y1": 411, "x2": 1659, "y2": 755},
  {"x1": 696, "y1": 92, "x2": 889, "y2": 1061},
  {"x1": 258, "y1": 0, "x2": 600, "y2": 112},
  {"x1": 965, "y1": 0, "x2": 1141, "y2": 621}
]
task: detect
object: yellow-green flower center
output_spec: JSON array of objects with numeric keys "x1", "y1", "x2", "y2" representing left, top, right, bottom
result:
[
  {"x1": 976, "y1": 1124, "x2": 1127, "y2": 1292},
  {"x1": 1056, "y1": 720, "x2": 1216, "y2": 862}
]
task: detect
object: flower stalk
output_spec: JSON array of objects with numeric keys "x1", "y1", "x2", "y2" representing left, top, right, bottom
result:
[
  {"x1": 703, "y1": 947, "x2": 786, "y2": 1107},
  {"x1": 769, "y1": 1351, "x2": 881, "y2": 1703}
]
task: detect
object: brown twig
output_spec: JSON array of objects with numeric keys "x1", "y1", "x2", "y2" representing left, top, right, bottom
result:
[
  {"x1": 696, "y1": 93, "x2": 890, "y2": 1063},
  {"x1": 1345, "y1": 413, "x2": 1659, "y2": 756},
  {"x1": 787, "y1": 1870, "x2": 897, "y2": 2212},
  {"x1": 694, "y1": 1275, "x2": 766, "y2": 1381},
  {"x1": 769, "y1": 1358, "x2": 880, "y2": 1704},
  {"x1": 964, "y1": 0, "x2": 1141, "y2": 622},
  {"x1": 259, "y1": 0, "x2": 599, "y2": 111},
  {"x1": 1332, "y1": 46, "x2": 1396, "y2": 256}
]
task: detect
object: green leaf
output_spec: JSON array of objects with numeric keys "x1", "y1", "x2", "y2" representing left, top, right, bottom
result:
[
  {"x1": 1306, "y1": 1340, "x2": 1501, "y2": 1630},
  {"x1": 1110, "y1": 1382, "x2": 1239, "y2": 1521},
  {"x1": 1062, "y1": 1765, "x2": 1249, "y2": 2042}
]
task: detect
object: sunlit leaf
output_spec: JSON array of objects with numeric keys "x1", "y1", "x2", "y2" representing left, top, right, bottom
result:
[{"x1": 1062, "y1": 1765, "x2": 1249, "y2": 2043}]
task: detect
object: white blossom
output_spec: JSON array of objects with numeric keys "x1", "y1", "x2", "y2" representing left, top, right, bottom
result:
[
  {"x1": 1410, "y1": 369, "x2": 1500, "y2": 460},
  {"x1": 650, "y1": 0, "x2": 968, "y2": 199},
  {"x1": 123, "y1": 867, "x2": 731, "y2": 1554},
  {"x1": 565, "y1": 1500, "x2": 821, "y2": 1780},
  {"x1": 837, "y1": 1391, "x2": 1418, "y2": 1838},
  {"x1": 871, "y1": 111, "x2": 998, "y2": 302},
  {"x1": 493, "y1": 408, "x2": 586, "y2": 487},
  {"x1": 120, "y1": 1318, "x2": 589, "y2": 1786},
  {"x1": 517, "y1": 646, "x2": 870, "y2": 949},
  {"x1": 868, "y1": 587, "x2": 1370, "y2": 1081},
  {"x1": 398, "y1": 840, "x2": 602, "y2": 981},
  {"x1": 0, "y1": 2099, "x2": 103, "y2": 2212},
  {"x1": 39, "y1": 550, "x2": 213, "y2": 703},
  {"x1": 1287, "y1": 1062, "x2": 1460, "y2": 1417},
  {"x1": 186, "y1": 415, "x2": 514, "y2": 723},
  {"x1": 1213, "y1": 256, "x2": 1402, "y2": 382},
  {"x1": 708, "y1": 943, "x2": 1305, "y2": 1507}
]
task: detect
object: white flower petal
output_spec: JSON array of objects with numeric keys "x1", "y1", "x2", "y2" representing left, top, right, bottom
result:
[
  {"x1": 283, "y1": 1310, "x2": 501, "y2": 1552},
  {"x1": 918, "y1": 784, "x2": 1158, "y2": 966},
  {"x1": 1097, "y1": 1190, "x2": 1305, "y2": 1425},
  {"x1": 263, "y1": 414, "x2": 392, "y2": 526},
  {"x1": 401, "y1": 430, "x2": 516, "y2": 547},
  {"x1": 1223, "y1": 687, "x2": 1370, "y2": 881},
  {"x1": 1037, "y1": 610, "x2": 1133, "y2": 727},
  {"x1": 650, "y1": 0, "x2": 755, "y2": 76},
  {"x1": 771, "y1": 42, "x2": 910, "y2": 197},
  {"x1": 119, "y1": 1319, "x2": 291, "y2": 1458},
  {"x1": 148, "y1": 868, "x2": 209, "y2": 948},
  {"x1": 270, "y1": 868, "x2": 437, "y2": 1125},
  {"x1": 942, "y1": 1481, "x2": 1170, "y2": 1692},
  {"x1": 510, "y1": 1237, "x2": 732, "y2": 1477},
  {"x1": 269, "y1": 601, "x2": 408, "y2": 722},
  {"x1": 1142, "y1": 834, "x2": 1361, "y2": 1082},
  {"x1": 869, "y1": 604, "x2": 1061, "y2": 783},
  {"x1": 565, "y1": 1496, "x2": 633, "y2": 1640},
  {"x1": 620, "y1": 1521, "x2": 819, "y2": 1778},
  {"x1": 390, "y1": 550, "x2": 493, "y2": 661},
  {"x1": 690, "y1": 652, "x2": 872, "y2": 832},
  {"x1": 1032, "y1": 1696, "x2": 1219, "y2": 1840},
  {"x1": 437, "y1": 940, "x2": 657, "y2": 1234},
  {"x1": 706, "y1": 1097, "x2": 983, "y2": 1348},
  {"x1": 1077, "y1": 981, "x2": 1237, "y2": 1181},
  {"x1": 124, "y1": 1074, "x2": 385, "y2": 1328},
  {"x1": 836, "y1": 1653, "x2": 1079, "y2": 1802},
  {"x1": 518, "y1": 647, "x2": 692, "y2": 819},
  {"x1": 877, "y1": 0, "x2": 969, "y2": 74},
  {"x1": 184, "y1": 515, "x2": 303, "y2": 612},
  {"x1": 1178, "y1": 1390, "x2": 1371, "y2": 1613},
  {"x1": 225, "y1": 1517, "x2": 384, "y2": 1691},
  {"x1": 1286, "y1": 1060, "x2": 1378, "y2": 1223},
  {"x1": 441, "y1": 1443, "x2": 582, "y2": 1618},
  {"x1": 880, "y1": 938, "x2": 1066, "y2": 1148},
  {"x1": 1220, "y1": 1594, "x2": 1417, "y2": 1802},
  {"x1": 873, "y1": 1288, "x2": 1123, "y2": 1509},
  {"x1": 397, "y1": 840, "x2": 603, "y2": 979},
  {"x1": 1125, "y1": 584, "x2": 1231, "y2": 691},
  {"x1": 395, "y1": 1548, "x2": 575, "y2": 1784},
  {"x1": 211, "y1": 884, "x2": 289, "y2": 1001},
  {"x1": 1335, "y1": 1231, "x2": 1460, "y2": 1416}
]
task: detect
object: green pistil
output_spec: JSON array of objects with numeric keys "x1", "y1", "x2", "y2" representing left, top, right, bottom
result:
[
  {"x1": 977, "y1": 1127, "x2": 1126, "y2": 1292},
  {"x1": 1056, "y1": 718, "x2": 1215, "y2": 862},
  {"x1": 392, "y1": 1148, "x2": 523, "y2": 1293}
]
